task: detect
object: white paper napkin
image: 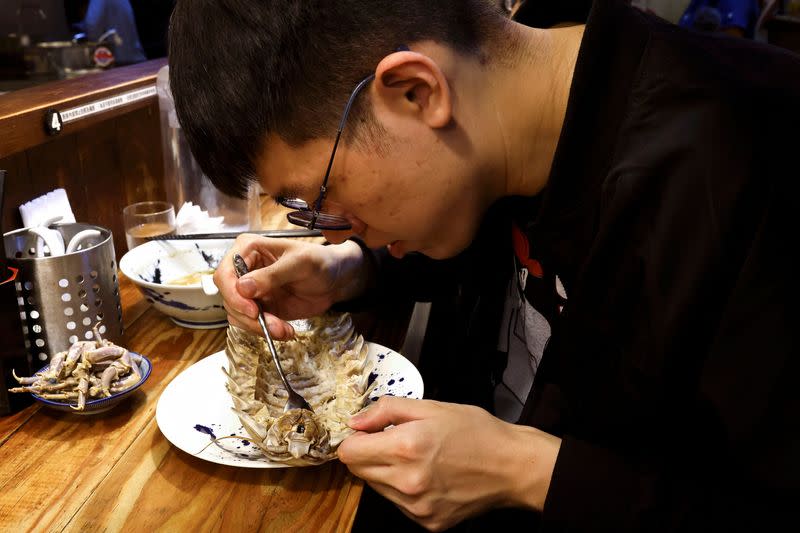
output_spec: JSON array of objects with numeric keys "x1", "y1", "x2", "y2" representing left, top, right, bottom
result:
[
  {"x1": 174, "y1": 202, "x2": 225, "y2": 235},
  {"x1": 19, "y1": 188, "x2": 76, "y2": 229}
]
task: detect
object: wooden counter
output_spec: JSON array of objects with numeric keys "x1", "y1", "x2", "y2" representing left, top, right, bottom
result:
[
  {"x1": 0, "y1": 201, "x2": 414, "y2": 532},
  {"x1": 0, "y1": 276, "x2": 359, "y2": 532},
  {"x1": 0, "y1": 59, "x2": 168, "y2": 260},
  {"x1": 0, "y1": 58, "x2": 167, "y2": 158}
]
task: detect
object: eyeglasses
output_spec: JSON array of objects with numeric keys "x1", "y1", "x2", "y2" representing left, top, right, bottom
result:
[{"x1": 278, "y1": 74, "x2": 376, "y2": 231}]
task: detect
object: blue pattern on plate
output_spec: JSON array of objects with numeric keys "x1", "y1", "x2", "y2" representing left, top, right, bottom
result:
[
  {"x1": 366, "y1": 351, "x2": 414, "y2": 403},
  {"x1": 193, "y1": 423, "x2": 272, "y2": 463}
]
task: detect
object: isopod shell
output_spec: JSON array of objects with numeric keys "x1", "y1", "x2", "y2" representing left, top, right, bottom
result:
[{"x1": 224, "y1": 312, "x2": 375, "y2": 466}]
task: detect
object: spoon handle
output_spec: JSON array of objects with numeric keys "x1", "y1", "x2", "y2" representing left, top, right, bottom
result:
[
  {"x1": 231, "y1": 255, "x2": 292, "y2": 389},
  {"x1": 231, "y1": 254, "x2": 308, "y2": 410}
]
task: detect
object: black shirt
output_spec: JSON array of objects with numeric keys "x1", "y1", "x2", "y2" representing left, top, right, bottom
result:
[
  {"x1": 353, "y1": 0, "x2": 800, "y2": 530},
  {"x1": 520, "y1": 1, "x2": 800, "y2": 529}
]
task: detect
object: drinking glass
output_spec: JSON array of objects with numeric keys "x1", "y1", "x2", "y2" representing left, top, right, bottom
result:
[{"x1": 123, "y1": 201, "x2": 176, "y2": 250}]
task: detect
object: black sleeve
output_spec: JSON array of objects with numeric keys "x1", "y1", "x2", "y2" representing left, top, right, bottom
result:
[
  {"x1": 520, "y1": 9, "x2": 800, "y2": 529},
  {"x1": 540, "y1": 147, "x2": 800, "y2": 532}
]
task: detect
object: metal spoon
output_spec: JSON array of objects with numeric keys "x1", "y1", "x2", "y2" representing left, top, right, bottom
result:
[{"x1": 232, "y1": 254, "x2": 313, "y2": 413}]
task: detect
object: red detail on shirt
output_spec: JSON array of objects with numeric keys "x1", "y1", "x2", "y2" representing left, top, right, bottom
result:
[{"x1": 511, "y1": 224, "x2": 544, "y2": 278}]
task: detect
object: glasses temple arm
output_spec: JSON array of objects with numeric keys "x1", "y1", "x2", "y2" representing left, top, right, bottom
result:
[{"x1": 314, "y1": 74, "x2": 377, "y2": 214}]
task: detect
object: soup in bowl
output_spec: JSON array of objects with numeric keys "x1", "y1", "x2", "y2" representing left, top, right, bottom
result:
[{"x1": 119, "y1": 239, "x2": 233, "y2": 329}]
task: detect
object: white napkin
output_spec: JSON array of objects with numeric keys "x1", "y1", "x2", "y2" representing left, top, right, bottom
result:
[
  {"x1": 174, "y1": 202, "x2": 225, "y2": 235},
  {"x1": 19, "y1": 188, "x2": 76, "y2": 229}
]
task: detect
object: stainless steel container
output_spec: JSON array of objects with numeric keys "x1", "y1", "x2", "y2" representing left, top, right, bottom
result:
[
  {"x1": 30, "y1": 39, "x2": 115, "y2": 78},
  {"x1": 3, "y1": 223, "x2": 123, "y2": 370},
  {"x1": 36, "y1": 40, "x2": 91, "y2": 66}
]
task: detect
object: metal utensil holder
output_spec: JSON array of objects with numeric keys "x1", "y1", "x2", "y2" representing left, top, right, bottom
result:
[{"x1": 3, "y1": 223, "x2": 123, "y2": 370}]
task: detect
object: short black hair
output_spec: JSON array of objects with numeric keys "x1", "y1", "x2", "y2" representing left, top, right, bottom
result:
[{"x1": 168, "y1": 1, "x2": 504, "y2": 198}]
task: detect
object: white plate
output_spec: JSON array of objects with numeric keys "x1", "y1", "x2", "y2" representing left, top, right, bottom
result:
[{"x1": 155, "y1": 342, "x2": 424, "y2": 468}]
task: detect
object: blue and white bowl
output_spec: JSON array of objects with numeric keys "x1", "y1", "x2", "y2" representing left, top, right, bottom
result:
[
  {"x1": 32, "y1": 353, "x2": 152, "y2": 415},
  {"x1": 119, "y1": 239, "x2": 233, "y2": 329}
]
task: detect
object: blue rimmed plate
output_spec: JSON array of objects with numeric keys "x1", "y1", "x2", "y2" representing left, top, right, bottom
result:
[
  {"x1": 31, "y1": 353, "x2": 152, "y2": 415},
  {"x1": 156, "y1": 343, "x2": 423, "y2": 468}
]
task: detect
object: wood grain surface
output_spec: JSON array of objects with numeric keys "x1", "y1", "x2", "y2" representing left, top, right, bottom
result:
[
  {"x1": 0, "y1": 102, "x2": 167, "y2": 262},
  {"x1": 0, "y1": 59, "x2": 168, "y2": 261},
  {"x1": 0, "y1": 201, "x2": 418, "y2": 533},
  {"x1": 0, "y1": 59, "x2": 167, "y2": 158},
  {"x1": 0, "y1": 281, "x2": 362, "y2": 533}
]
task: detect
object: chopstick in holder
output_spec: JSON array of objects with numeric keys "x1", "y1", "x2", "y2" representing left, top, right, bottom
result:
[{"x1": 146, "y1": 229, "x2": 324, "y2": 241}]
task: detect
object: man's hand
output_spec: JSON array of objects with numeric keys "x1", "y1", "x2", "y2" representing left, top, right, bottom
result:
[
  {"x1": 338, "y1": 396, "x2": 561, "y2": 531},
  {"x1": 214, "y1": 235, "x2": 369, "y2": 339}
]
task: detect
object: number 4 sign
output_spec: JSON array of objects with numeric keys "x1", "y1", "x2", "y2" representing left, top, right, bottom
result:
[{"x1": 43, "y1": 109, "x2": 64, "y2": 136}]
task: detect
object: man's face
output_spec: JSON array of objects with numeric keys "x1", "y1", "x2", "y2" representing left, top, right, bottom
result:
[{"x1": 256, "y1": 124, "x2": 488, "y2": 260}]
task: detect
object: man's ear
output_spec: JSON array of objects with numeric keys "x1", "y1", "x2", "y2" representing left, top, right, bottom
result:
[{"x1": 372, "y1": 51, "x2": 453, "y2": 129}]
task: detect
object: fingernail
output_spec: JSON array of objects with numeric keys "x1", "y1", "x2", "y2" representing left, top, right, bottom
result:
[
  {"x1": 238, "y1": 277, "x2": 256, "y2": 297},
  {"x1": 348, "y1": 406, "x2": 370, "y2": 425}
]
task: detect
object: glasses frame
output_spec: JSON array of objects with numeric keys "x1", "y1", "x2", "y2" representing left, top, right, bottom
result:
[{"x1": 280, "y1": 74, "x2": 376, "y2": 231}]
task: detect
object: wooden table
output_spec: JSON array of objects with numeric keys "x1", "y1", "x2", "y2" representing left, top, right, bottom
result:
[{"x1": 0, "y1": 204, "x2": 413, "y2": 532}]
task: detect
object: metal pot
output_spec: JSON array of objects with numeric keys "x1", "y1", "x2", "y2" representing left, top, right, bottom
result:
[
  {"x1": 31, "y1": 39, "x2": 115, "y2": 78},
  {"x1": 36, "y1": 41, "x2": 93, "y2": 72}
]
